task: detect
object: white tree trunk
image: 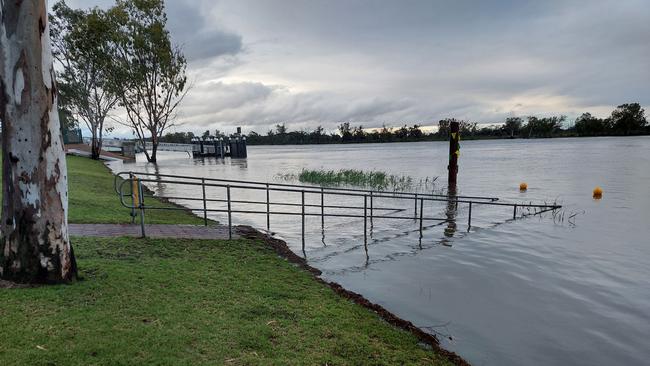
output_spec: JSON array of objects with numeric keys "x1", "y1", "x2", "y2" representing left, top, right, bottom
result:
[{"x1": 0, "y1": 0, "x2": 77, "y2": 283}]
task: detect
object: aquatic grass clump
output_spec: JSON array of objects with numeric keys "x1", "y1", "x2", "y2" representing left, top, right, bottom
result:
[{"x1": 277, "y1": 169, "x2": 438, "y2": 192}]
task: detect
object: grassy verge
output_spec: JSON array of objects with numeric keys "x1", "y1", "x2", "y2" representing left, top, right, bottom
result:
[
  {"x1": 0, "y1": 155, "x2": 457, "y2": 365},
  {"x1": 278, "y1": 168, "x2": 438, "y2": 192},
  {"x1": 0, "y1": 154, "x2": 204, "y2": 224},
  {"x1": 67, "y1": 156, "x2": 203, "y2": 225},
  {"x1": 0, "y1": 236, "x2": 452, "y2": 365},
  {"x1": 66, "y1": 155, "x2": 204, "y2": 224}
]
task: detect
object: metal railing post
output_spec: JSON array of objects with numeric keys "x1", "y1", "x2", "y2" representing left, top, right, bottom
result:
[
  {"x1": 419, "y1": 197, "x2": 424, "y2": 238},
  {"x1": 201, "y1": 178, "x2": 208, "y2": 226},
  {"x1": 138, "y1": 178, "x2": 146, "y2": 238},
  {"x1": 513, "y1": 204, "x2": 517, "y2": 220},
  {"x1": 301, "y1": 191, "x2": 305, "y2": 252},
  {"x1": 227, "y1": 185, "x2": 232, "y2": 239},
  {"x1": 130, "y1": 173, "x2": 136, "y2": 224},
  {"x1": 320, "y1": 187, "x2": 325, "y2": 230},
  {"x1": 370, "y1": 191, "x2": 374, "y2": 227},
  {"x1": 414, "y1": 193, "x2": 418, "y2": 219},
  {"x1": 468, "y1": 201, "x2": 473, "y2": 228},
  {"x1": 266, "y1": 183, "x2": 270, "y2": 231},
  {"x1": 364, "y1": 195, "x2": 368, "y2": 244}
]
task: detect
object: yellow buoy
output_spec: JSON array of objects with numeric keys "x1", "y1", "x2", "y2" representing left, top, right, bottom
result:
[
  {"x1": 593, "y1": 186, "x2": 603, "y2": 199},
  {"x1": 519, "y1": 182, "x2": 528, "y2": 192}
]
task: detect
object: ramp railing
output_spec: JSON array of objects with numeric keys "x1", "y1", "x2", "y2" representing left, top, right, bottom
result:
[{"x1": 114, "y1": 171, "x2": 562, "y2": 251}]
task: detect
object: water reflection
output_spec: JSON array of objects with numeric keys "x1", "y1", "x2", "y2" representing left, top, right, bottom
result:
[
  {"x1": 443, "y1": 188, "x2": 458, "y2": 245},
  {"x1": 193, "y1": 156, "x2": 226, "y2": 166},
  {"x1": 231, "y1": 158, "x2": 248, "y2": 169}
]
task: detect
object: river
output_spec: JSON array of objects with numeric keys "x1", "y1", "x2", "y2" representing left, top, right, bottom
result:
[{"x1": 107, "y1": 136, "x2": 650, "y2": 365}]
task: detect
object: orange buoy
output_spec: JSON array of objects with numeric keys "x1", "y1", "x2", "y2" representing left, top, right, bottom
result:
[
  {"x1": 593, "y1": 186, "x2": 603, "y2": 199},
  {"x1": 519, "y1": 182, "x2": 528, "y2": 192}
]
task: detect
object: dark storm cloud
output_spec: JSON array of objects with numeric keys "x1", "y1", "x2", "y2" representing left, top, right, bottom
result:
[
  {"x1": 163, "y1": 1, "x2": 242, "y2": 61},
  {"x1": 55, "y1": 0, "x2": 650, "y2": 135},
  {"x1": 61, "y1": 0, "x2": 243, "y2": 61}
]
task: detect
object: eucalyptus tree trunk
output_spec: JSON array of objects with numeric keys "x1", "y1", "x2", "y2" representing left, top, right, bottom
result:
[
  {"x1": 91, "y1": 132, "x2": 100, "y2": 160},
  {"x1": 0, "y1": 0, "x2": 77, "y2": 283}
]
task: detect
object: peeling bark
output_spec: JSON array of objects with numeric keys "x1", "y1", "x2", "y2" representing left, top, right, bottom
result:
[{"x1": 0, "y1": 0, "x2": 77, "y2": 283}]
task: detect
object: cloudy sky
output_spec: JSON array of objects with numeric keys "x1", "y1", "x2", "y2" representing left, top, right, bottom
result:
[{"x1": 61, "y1": 0, "x2": 650, "y2": 136}]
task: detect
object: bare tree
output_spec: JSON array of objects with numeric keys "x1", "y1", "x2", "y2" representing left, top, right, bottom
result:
[
  {"x1": 108, "y1": 0, "x2": 187, "y2": 163},
  {"x1": 0, "y1": 0, "x2": 77, "y2": 283},
  {"x1": 51, "y1": 1, "x2": 118, "y2": 160}
]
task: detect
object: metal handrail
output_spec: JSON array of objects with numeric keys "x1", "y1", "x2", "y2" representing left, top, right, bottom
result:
[
  {"x1": 118, "y1": 173, "x2": 560, "y2": 208},
  {"x1": 114, "y1": 171, "x2": 500, "y2": 202},
  {"x1": 116, "y1": 172, "x2": 562, "y2": 253}
]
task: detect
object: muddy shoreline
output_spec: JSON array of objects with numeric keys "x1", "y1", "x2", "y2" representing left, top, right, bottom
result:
[{"x1": 236, "y1": 225, "x2": 470, "y2": 366}]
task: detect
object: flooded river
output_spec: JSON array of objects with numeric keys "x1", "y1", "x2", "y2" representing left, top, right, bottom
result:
[{"x1": 108, "y1": 137, "x2": 650, "y2": 365}]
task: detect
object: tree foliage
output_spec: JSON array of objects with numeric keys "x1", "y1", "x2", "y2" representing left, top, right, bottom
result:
[
  {"x1": 503, "y1": 117, "x2": 523, "y2": 138},
  {"x1": 107, "y1": 0, "x2": 188, "y2": 163},
  {"x1": 608, "y1": 103, "x2": 647, "y2": 135},
  {"x1": 51, "y1": 0, "x2": 118, "y2": 159},
  {"x1": 574, "y1": 113, "x2": 606, "y2": 136}
]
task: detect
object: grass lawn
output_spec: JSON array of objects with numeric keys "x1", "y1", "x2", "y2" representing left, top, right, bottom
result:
[
  {"x1": 67, "y1": 155, "x2": 204, "y2": 224},
  {"x1": 0, "y1": 155, "x2": 456, "y2": 365},
  {"x1": 0, "y1": 154, "x2": 204, "y2": 225},
  {"x1": 0, "y1": 237, "x2": 452, "y2": 365}
]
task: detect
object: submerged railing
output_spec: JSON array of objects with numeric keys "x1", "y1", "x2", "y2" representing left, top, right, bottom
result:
[{"x1": 114, "y1": 171, "x2": 562, "y2": 251}]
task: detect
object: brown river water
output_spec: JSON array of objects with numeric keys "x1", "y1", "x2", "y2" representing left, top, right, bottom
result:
[{"x1": 107, "y1": 136, "x2": 650, "y2": 365}]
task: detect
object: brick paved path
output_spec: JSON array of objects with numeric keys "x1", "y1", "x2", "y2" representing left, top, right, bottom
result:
[{"x1": 69, "y1": 224, "x2": 236, "y2": 239}]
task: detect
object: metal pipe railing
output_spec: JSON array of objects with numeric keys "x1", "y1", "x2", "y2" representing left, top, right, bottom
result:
[
  {"x1": 117, "y1": 173, "x2": 562, "y2": 244},
  {"x1": 118, "y1": 173, "x2": 559, "y2": 209},
  {"x1": 114, "y1": 171, "x2": 500, "y2": 202}
]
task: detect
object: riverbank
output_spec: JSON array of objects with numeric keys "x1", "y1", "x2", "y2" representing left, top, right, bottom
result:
[{"x1": 0, "y1": 156, "x2": 463, "y2": 365}]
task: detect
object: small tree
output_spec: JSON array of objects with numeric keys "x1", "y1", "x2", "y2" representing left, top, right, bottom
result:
[
  {"x1": 51, "y1": 1, "x2": 118, "y2": 160},
  {"x1": 338, "y1": 122, "x2": 352, "y2": 142},
  {"x1": 608, "y1": 103, "x2": 647, "y2": 135},
  {"x1": 459, "y1": 121, "x2": 478, "y2": 136},
  {"x1": 379, "y1": 125, "x2": 393, "y2": 141},
  {"x1": 275, "y1": 123, "x2": 287, "y2": 135},
  {"x1": 394, "y1": 125, "x2": 409, "y2": 139},
  {"x1": 408, "y1": 124, "x2": 423, "y2": 139},
  {"x1": 437, "y1": 119, "x2": 453, "y2": 138},
  {"x1": 503, "y1": 117, "x2": 523, "y2": 138},
  {"x1": 310, "y1": 125, "x2": 325, "y2": 144},
  {"x1": 0, "y1": 0, "x2": 77, "y2": 283},
  {"x1": 353, "y1": 125, "x2": 366, "y2": 142},
  {"x1": 108, "y1": 0, "x2": 188, "y2": 163},
  {"x1": 523, "y1": 116, "x2": 539, "y2": 138},
  {"x1": 574, "y1": 113, "x2": 606, "y2": 136}
]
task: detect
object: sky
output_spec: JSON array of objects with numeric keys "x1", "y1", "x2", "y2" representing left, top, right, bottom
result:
[{"x1": 59, "y1": 0, "x2": 650, "y2": 136}]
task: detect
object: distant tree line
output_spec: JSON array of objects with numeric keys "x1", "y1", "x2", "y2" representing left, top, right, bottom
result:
[
  {"x1": 158, "y1": 103, "x2": 648, "y2": 145},
  {"x1": 252, "y1": 103, "x2": 648, "y2": 144}
]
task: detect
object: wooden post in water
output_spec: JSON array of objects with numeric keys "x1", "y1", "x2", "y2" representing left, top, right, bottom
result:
[{"x1": 448, "y1": 121, "x2": 460, "y2": 189}]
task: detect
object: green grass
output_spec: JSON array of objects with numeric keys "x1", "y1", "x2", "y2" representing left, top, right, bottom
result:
[
  {"x1": 278, "y1": 168, "x2": 438, "y2": 192},
  {"x1": 0, "y1": 237, "x2": 451, "y2": 365},
  {"x1": 66, "y1": 155, "x2": 204, "y2": 224},
  {"x1": 0, "y1": 155, "x2": 455, "y2": 364},
  {"x1": 0, "y1": 154, "x2": 203, "y2": 224},
  {"x1": 67, "y1": 156, "x2": 203, "y2": 225}
]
